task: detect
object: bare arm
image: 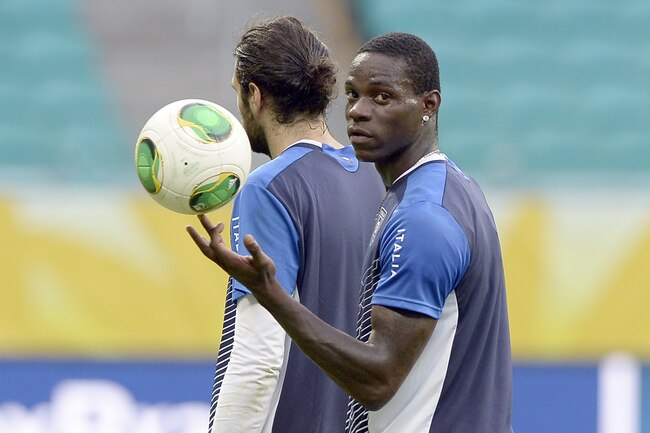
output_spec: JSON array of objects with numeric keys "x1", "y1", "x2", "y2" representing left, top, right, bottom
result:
[
  {"x1": 187, "y1": 215, "x2": 436, "y2": 410},
  {"x1": 268, "y1": 295, "x2": 437, "y2": 410}
]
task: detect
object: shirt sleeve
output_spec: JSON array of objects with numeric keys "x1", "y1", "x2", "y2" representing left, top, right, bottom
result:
[
  {"x1": 230, "y1": 182, "x2": 300, "y2": 303},
  {"x1": 211, "y1": 295, "x2": 288, "y2": 433},
  {"x1": 372, "y1": 201, "x2": 471, "y2": 319}
]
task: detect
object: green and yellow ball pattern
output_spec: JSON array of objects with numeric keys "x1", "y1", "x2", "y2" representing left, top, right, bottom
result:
[
  {"x1": 190, "y1": 172, "x2": 241, "y2": 213},
  {"x1": 178, "y1": 103, "x2": 232, "y2": 143},
  {"x1": 135, "y1": 138, "x2": 162, "y2": 194}
]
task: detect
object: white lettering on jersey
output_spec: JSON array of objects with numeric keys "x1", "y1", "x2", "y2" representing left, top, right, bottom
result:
[
  {"x1": 231, "y1": 216, "x2": 240, "y2": 252},
  {"x1": 390, "y1": 228, "x2": 406, "y2": 278}
]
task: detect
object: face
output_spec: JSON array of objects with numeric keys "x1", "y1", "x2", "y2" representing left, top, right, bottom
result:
[
  {"x1": 344, "y1": 52, "x2": 427, "y2": 164},
  {"x1": 231, "y1": 72, "x2": 271, "y2": 157}
]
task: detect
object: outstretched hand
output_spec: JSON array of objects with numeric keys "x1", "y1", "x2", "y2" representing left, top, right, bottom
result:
[{"x1": 186, "y1": 214, "x2": 278, "y2": 296}]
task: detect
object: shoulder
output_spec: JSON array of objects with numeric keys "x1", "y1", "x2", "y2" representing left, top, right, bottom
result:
[
  {"x1": 389, "y1": 200, "x2": 461, "y2": 238},
  {"x1": 246, "y1": 145, "x2": 315, "y2": 189},
  {"x1": 383, "y1": 195, "x2": 469, "y2": 258},
  {"x1": 398, "y1": 160, "x2": 449, "y2": 207}
]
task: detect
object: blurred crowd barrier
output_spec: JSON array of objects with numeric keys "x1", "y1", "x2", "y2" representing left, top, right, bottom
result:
[{"x1": 0, "y1": 360, "x2": 210, "y2": 433}]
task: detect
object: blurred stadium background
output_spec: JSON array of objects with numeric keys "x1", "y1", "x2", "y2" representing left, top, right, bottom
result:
[{"x1": 1, "y1": 0, "x2": 649, "y2": 431}]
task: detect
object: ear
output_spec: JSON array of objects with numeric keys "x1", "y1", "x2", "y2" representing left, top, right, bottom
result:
[
  {"x1": 247, "y1": 82, "x2": 263, "y2": 115},
  {"x1": 422, "y1": 89, "x2": 441, "y2": 119}
]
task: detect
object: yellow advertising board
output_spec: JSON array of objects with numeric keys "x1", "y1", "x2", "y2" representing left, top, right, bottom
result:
[{"x1": 1, "y1": 189, "x2": 649, "y2": 359}]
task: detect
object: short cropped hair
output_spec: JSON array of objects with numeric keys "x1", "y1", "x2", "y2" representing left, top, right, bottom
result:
[
  {"x1": 234, "y1": 16, "x2": 337, "y2": 123},
  {"x1": 357, "y1": 32, "x2": 440, "y2": 95}
]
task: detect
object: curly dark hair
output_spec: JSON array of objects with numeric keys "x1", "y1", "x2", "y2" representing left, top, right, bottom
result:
[
  {"x1": 357, "y1": 32, "x2": 440, "y2": 95},
  {"x1": 234, "y1": 16, "x2": 337, "y2": 124}
]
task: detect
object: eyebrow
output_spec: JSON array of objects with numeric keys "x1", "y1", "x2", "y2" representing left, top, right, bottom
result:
[{"x1": 345, "y1": 77, "x2": 395, "y2": 88}]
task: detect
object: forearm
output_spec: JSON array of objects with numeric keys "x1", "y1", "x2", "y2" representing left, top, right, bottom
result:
[
  {"x1": 186, "y1": 224, "x2": 423, "y2": 410},
  {"x1": 255, "y1": 283, "x2": 395, "y2": 409}
]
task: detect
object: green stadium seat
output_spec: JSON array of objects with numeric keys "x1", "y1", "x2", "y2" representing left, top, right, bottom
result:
[
  {"x1": 0, "y1": 0, "x2": 127, "y2": 185},
  {"x1": 0, "y1": 0, "x2": 78, "y2": 35},
  {"x1": 351, "y1": 0, "x2": 650, "y2": 184}
]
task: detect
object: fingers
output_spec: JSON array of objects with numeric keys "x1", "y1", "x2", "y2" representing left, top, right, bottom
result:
[
  {"x1": 197, "y1": 214, "x2": 212, "y2": 231},
  {"x1": 243, "y1": 234, "x2": 258, "y2": 254},
  {"x1": 187, "y1": 216, "x2": 226, "y2": 257},
  {"x1": 186, "y1": 225, "x2": 211, "y2": 254},
  {"x1": 243, "y1": 234, "x2": 269, "y2": 268},
  {"x1": 188, "y1": 219, "x2": 263, "y2": 278},
  {"x1": 209, "y1": 223, "x2": 226, "y2": 250}
]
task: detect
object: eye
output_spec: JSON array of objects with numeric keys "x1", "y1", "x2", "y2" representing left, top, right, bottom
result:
[
  {"x1": 345, "y1": 89, "x2": 358, "y2": 100},
  {"x1": 374, "y1": 93, "x2": 391, "y2": 103}
]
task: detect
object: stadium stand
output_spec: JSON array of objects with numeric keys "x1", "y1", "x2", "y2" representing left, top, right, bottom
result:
[
  {"x1": 350, "y1": 0, "x2": 650, "y2": 186},
  {"x1": 0, "y1": 0, "x2": 128, "y2": 184}
]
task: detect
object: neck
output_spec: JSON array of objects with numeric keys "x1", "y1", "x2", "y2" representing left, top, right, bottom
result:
[
  {"x1": 376, "y1": 132, "x2": 439, "y2": 187},
  {"x1": 266, "y1": 117, "x2": 343, "y2": 159}
]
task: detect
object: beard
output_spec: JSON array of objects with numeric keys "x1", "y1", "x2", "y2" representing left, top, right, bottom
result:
[{"x1": 240, "y1": 98, "x2": 271, "y2": 157}]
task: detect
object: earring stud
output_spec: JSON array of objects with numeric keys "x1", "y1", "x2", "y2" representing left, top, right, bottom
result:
[{"x1": 423, "y1": 115, "x2": 430, "y2": 123}]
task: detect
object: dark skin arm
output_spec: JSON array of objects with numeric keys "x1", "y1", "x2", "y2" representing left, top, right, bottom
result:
[{"x1": 187, "y1": 214, "x2": 437, "y2": 410}]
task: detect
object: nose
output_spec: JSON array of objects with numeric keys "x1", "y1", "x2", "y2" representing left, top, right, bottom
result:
[{"x1": 346, "y1": 98, "x2": 371, "y2": 123}]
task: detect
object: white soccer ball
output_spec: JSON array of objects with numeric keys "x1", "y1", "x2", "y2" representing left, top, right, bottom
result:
[{"x1": 135, "y1": 99, "x2": 251, "y2": 214}]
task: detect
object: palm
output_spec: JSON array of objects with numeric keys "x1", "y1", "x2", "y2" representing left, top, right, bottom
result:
[{"x1": 186, "y1": 214, "x2": 277, "y2": 293}]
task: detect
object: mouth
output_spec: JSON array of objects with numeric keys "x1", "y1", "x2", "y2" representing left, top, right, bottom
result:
[{"x1": 347, "y1": 127, "x2": 373, "y2": 145}]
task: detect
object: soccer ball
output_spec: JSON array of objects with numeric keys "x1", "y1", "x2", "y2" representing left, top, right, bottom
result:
[{"x1": 135, "y1": 99, "x2": 251, "y2": 214}]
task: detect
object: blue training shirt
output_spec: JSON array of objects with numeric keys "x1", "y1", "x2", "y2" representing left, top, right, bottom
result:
[
  {"x1": 209, "y1": 141, "x2": 385, "y2": 433},
  {"x1": 347, "y1": 156, "x2": 513, "y2": 433}
]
